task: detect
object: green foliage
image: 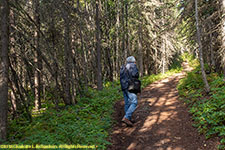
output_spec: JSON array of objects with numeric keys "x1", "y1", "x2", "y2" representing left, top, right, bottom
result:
[
  {"x1": 181, "y1": 52, "x2": 199, "y2": 68},
  {"x1": 178, "y1": 63, "x2": 225, "y2": 149},
  {"x1": 169, "y1": 54, "x2": 183, "y2": 70},
  {"x1": 6, "y1": 84, "x2": 122, "y2": 149},
  {"x1": 178, "y1": 72, "x2": 204, "y2": 101}
]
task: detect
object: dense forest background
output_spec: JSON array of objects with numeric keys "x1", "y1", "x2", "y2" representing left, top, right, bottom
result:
[{"x1": 0, "y1": 0, "x2": 224, "y2": 145}]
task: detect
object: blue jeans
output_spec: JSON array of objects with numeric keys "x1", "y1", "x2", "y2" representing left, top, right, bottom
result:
[{"x1": 123, "y1": 90, "x2": 138, "y2": 120}]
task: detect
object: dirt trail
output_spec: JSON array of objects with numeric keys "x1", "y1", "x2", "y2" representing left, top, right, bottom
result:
[{"x1": 108, "y1": 63, "x2": 219, "y2": 150}]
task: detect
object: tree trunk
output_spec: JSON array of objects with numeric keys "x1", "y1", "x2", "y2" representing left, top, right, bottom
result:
[
  {"x1": 125, "y1": 1, "x2": 129, "y2": 57},
  {"x1": 222, "y1": 0, "x2": 225, "y2": 79},
  {"x1": 137, "y1": 2, "x2": 143, "y2": 76},
  {"x1": 33, "y1": 0, "x2": 42, "y2": 110},
  {"x1": 63, "y1": 6, "x2": 72, "y2": 105},
  {"x1": 209, "y1": 29, "x2": 215, "y2": 71},
  {"x1": 77, "y1": 0, "x2": 88, "y2": 93},
  {"x1": 122, "y1": 0, "x2": 126, "y2": 59},
  {"x1": 116, "y1": 0, "x2": 120, "y2": 79},
  {"x1": 9, "y1": 9, "x2": 17, "y2": 117},
  {"x1": 195, "y1": 0, "x2": 210, "y2": 92},
  {"x1": 0, "y1": 0, "x2": 9, "y2": 141},
  {"x1": 138, "y1": 27, "x2": 143, "y2": 77},
  {"x1": 162, "y1": 38, "x2": 166, "y2": 74},
  {"x1": 96, "y1": 0, "x2": 103, "y2": 90},
  {"x1": 10, "y1": 84, "x2": 16, "y2": 118},
  {"x1": 162, "y1": 34, "x2": 168, "y2": 74}
]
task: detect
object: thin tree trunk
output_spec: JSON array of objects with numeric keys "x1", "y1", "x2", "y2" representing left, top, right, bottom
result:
[
  {"x1": 10, "y1": 85, "x2": 16, "y2": 117},
  {"x1": 116, "y1": 0, "x2": 120, "y2": 79},
  {"x1": 222, "y1": 0, "x2": 225, "y2": 79},
  {"x1": 162, "y1": 38, "x2": 166, "y2": 74},
  {"x1": 0, "y1": 0, "x2": 9, "y2": 141},
  {"x1": 162, "y1": 2, "x2": 166, "y2": 74},
  {"x1": 96, "y1": 0, "x2": 103, "y2": 90},
  {"x1": 122, "y1": 0, "x2": 126, "y2": 59},
  {"x1": 138, "y1": 27, "x2": 143, "y2": 77},
  {"x1": 125, "y1": 1, "x2": 129, "y2": 57},
  {"x1": 195, "y1": 0, "x2": 210, "y2": 92},
  {"x1": 145, "y1": 46, "x2": 150, "y2": 75},
  {"x1": 77, "y1": 0, "x2": 88, "y2": 93},
  {"x1": 162, "y1": 34, "x2": 168, "y2": 74},
  {"x1": 209, "y1": 30, "x2": 215, "y2": 70},
  {"x1": 63, "y1": 7, "x2": 72, "y2": 105},
  {"x1": 113, "y1": 38, "x2": 117, "y2": 80},
  {"x1": 33, "y1": 0, "x2": 42, "y2": 110},
  {"x1": 9, "y1": 82, "x2": 17, "y2": 119}
]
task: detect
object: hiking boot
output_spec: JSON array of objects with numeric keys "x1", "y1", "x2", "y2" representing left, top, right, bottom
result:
[{"x1": 122, "y1": 117, "x2": 133, "y2": 127}]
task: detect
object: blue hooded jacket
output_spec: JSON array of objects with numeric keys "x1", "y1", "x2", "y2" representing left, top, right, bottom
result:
[{"x1": 120, "y1": 62, "x2": 139, "y2": 91}]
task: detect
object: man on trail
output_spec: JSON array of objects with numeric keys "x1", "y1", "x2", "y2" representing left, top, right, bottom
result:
[{"x1": 120, "y1": 56, "x2": 139, "y2": 127}]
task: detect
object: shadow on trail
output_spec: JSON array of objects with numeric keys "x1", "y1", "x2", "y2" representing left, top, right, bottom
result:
[{"x1": 108, "y1": 72, "x2": 218, "y2": 150}]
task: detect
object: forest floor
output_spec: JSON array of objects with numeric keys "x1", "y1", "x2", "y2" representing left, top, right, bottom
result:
[{"x1": 108, "y1": 63, "x2": 219, "y2": 150}]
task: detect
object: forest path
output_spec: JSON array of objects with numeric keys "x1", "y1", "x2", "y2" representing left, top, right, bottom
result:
[{"x1": 108, "y1": 63, "x2": 219, "y2": 150}]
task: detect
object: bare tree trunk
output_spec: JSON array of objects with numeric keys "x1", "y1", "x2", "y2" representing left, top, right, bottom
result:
[
  {"x1": 116, "y1": 0, "x2": 120, "y2": 79},
  {"x1": 63, "y1": 6, "x2": 72, "y2": 105},
  {"x1": 162, "y1": 38, "x2": 166, "y2": 74},
  {"x1": 0, "y1": 0, "x2": 9, "y2": 141},
  {"x1": 113, "y1": 38, "x2": 117, "y2": 80},
  {"x1": 195, "y1": 0, "x2": 210, "y2": 92},
  {"x1": 209, "y1": 29, "x2": 215, "y2": 71},
  {"x1": 125, "y1": 1, "x2": 129, "y2": 57},
  {"x1": 77, "y1": 0, "x2": 88, "y2": 92},
  {"x1": 162, "y1": 34, "x2": 169, "y2": 74},
  {"x1": 162, "y1": 2, "x2": 167, "y2": 74},
  {"x1": 106, "y1": 47, "x2": 113, "y2": 81},
  {"x1": 10, "y1": 85, "x2": 16, "y2": 116},
  {"x1": 222, "y1": 0, "x2": 225, "y2": 79},
  {"x1": 96, "y1": 0, "x2": 103, "y2": 90},
  {"x1": 122, "y1": 0, "x2": 126, "y2": 59},
  {"x1": 138, "y1": 27, "x2": 143, "y2": 77},
  {"x1": 137, "y1": 3, "x2": 143, "y2": 76},
  {"x1": 33, "y1": 0, "x2": 42, "y2": 110},
  {"x1": 145, "y1": 46, "x2": 150, "y2": 75}
]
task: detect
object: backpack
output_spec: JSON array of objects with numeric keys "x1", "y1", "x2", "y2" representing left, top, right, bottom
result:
[
  {"x1": 120, "y1": 64, "x2": 141, "y2": 94},
  {"x1": 127, "y1": 78, "x2": 141, "y2": 94}
]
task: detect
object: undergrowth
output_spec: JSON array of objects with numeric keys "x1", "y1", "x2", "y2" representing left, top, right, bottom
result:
[
  {"x1": 5, "y1": 86, "x2": 121, "y2": 149},
  {"x1": 177, "y1": 53, "x2": 225, "y2": 149},
  {"x1": 3, "y1": 55, "x2": 184, "y2": 150}
]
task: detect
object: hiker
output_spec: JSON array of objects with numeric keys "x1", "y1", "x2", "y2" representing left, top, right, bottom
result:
[{"x1": 120, "y1": 56, "x2": 140, "y2": 126}]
